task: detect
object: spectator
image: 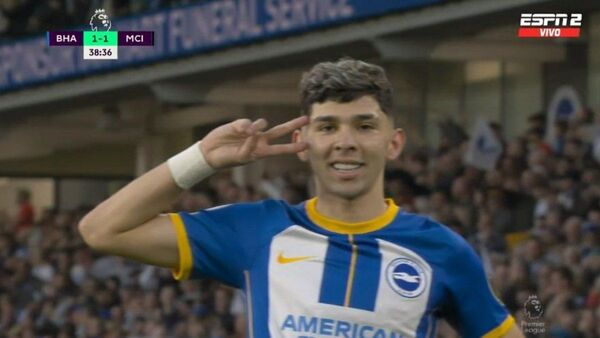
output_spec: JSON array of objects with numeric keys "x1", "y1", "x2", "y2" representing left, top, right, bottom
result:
[
  {"x1": 470, "y1": 210, "x2": 507, "y2": 256},
  {"x1": 15, "y1": 189, "x2": 34, "y2": 235}
]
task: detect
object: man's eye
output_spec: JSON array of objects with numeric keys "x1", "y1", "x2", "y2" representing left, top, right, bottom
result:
[
  {"x1": 319, "y1": 125, "x2": 335, "y2": 132},
  {"x1": 359, "y1": 124, "x2": 375, "y2": 130}
]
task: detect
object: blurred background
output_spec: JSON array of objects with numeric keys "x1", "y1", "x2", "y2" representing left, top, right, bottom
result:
[{"x1": 1, "y1": 0, "x2": 600, "y2": 337}]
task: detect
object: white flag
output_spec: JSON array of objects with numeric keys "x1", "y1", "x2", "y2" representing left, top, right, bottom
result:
[
  {"x1": 545, "y1": 85, "x2": 582, "y2": 146},
  {"x1": 464, "y1": 119, "x2": 503, "y2": 171}
]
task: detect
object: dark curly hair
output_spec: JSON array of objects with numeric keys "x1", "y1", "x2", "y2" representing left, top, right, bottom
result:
[{"x1": 299, "y1": 58, "x2": 394, "y2": 116}]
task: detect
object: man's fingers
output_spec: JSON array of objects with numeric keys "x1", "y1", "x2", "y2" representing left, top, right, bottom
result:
[
  {"x1": 239, "y1": 134, "x2": 260, "y2": 159},
  {"x1": 248, "y1": 118, "x2": 268, "y2": 135},
  {"x1": 264, "y1": 116, "x2": 309, "y2": 139},
  {"x1": 232, "y1": 118, "x2": 269, "y2": 137},
  {"x1": 232, "y1": 119, "x2": 253, "y2": 134},
  {"x1": 262, "y1": 142, "x2": 308, "y2": 156}
]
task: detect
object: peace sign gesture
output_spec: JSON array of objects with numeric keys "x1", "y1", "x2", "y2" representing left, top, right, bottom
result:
[{"x1": 200, "y1": 116, "x2": 309, "y2": 169}]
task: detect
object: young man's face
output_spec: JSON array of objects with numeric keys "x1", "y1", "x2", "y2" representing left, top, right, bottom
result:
[{"x1": 295, "y1": 95, "x2": 405, "y2": 200}]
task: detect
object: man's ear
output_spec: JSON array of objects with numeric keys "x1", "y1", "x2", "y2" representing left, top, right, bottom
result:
[
  {"x1": 292, "y1": 129, "x2": 308, "y2": 162},
  {"x1": 387, "y1": 128, "x2": 406, "y2": 160}
]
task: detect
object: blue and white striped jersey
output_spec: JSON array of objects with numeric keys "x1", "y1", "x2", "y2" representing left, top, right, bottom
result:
[{"x1": 169, "y1": 198, "x2": 514, "y2": 338}]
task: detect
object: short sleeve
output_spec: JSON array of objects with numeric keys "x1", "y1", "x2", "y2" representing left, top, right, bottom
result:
[
  {"x1": 443, "y1": 239, "x2": 515, "y2": 338},
  {"x1": 169, "y1": 200, "x2": 287, "y2": 288}
]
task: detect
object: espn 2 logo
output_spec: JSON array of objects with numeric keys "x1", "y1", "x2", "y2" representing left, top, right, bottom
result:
[{"x1": 519, "y1": 13, "x2": 582, "y2": 38}]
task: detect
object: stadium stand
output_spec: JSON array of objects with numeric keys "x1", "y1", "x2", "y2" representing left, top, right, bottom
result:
[{"x1": 1, "y1": 111, "x2": 600, "y2": 337}]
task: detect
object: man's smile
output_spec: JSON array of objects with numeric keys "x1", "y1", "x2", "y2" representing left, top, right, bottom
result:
[{"x1": 328, "y1": 160, "x2": 365, "y2": 178}]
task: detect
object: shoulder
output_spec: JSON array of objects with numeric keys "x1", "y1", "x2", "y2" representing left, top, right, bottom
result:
[
  {"x1": 391, "y1": 212, "x2": 467, "y2": 244},
  {"x1": 414, "y1": 217, "x2": 484, "y2": 272},
  {"x1": 420, "y1": 216, "x2": 475, "y2": 259},
  {"x1": 384, "y1": 212, "x2": 475, "y2": 261},
  {"x1": 180, "y1": 199, "x2": 298, "y2": 245},
  {"x1": 183, "y1": 199, "x2": 293, "y2": 227},
  {"x1": 199, "y1": 198, "x2": 289, "y2": 215}
]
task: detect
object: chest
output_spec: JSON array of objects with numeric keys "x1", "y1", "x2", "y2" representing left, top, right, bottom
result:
[{"x1": 261, "y1": 226, "x2": 444, "y2": 337}]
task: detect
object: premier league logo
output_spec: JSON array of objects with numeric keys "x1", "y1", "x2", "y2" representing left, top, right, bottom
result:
[
  {"x1": 386, "y1": 258, "x2": 426, "y2": 298},
  {"x1": 90, "y1": 9, "x2": 112, "y2": 31},
  {"x1": 524, "y1": 295, "x2": 544, "y2": 319}
]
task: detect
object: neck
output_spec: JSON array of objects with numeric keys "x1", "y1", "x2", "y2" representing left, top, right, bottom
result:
[{"x1": 314, "y1": 181, "x2": 387, "y2": 223}]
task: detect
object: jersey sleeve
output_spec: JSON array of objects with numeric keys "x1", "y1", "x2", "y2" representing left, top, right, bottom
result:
[
  {"x1": 168, "y1": 200, "x2": 286, "y2": 288},
  {"x1": 443, "y1": 237, "x2": 515, "y2": 338}
]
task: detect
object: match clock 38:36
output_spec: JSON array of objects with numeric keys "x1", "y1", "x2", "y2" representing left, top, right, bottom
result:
[
  {"x1": 88, "y1": 48, "x2": 112, "y2": 57},
  {"x1": 83, "y1": 46, "x2": 118, "y2": 60}
]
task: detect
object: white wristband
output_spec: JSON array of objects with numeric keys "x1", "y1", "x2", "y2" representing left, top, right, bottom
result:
[{"x1": 167, "y1": 141, "x2": 215, "y2": 189}]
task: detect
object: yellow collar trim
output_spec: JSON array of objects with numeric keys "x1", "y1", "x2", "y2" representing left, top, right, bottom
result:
[{"x1": 305, "y1": 198, "x2": 398, "y2": 234}]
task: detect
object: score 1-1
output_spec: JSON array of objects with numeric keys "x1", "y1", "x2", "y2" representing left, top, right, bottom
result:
[{"x1": 83, "y1": 31, "x2": 118, "y2": 60}]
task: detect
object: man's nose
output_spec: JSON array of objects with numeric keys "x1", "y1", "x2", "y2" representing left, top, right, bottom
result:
[{"x1": 334, "y1": 126, "x2": 358, "y2": 151}]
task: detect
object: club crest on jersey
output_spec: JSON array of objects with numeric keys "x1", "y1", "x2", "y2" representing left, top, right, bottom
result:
[{"x1": 386, "y1": 258, "x2": 426, "y2": 298}]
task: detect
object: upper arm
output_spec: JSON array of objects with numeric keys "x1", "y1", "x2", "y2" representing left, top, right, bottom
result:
[
  {"x1": 173, "y1": 201, "x2": 283, "y2": 287},
  {"x1": 443, "y1": 237, "x2": 514, "y2": 337},
  {"x1": 87, "y1": 214, "x2": 180, "y2": 269}
]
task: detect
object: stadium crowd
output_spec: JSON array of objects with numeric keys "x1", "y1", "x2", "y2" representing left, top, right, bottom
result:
[
  {"x1": 1, "y1": 109, "x2": 600, "y2": 337},
  {"x1": 0, "y1": 0, "x2": 202, "y2": 39}
]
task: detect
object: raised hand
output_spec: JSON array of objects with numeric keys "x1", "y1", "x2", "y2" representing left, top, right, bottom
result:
[{"x1": 200, "y1": 116, "x2": 309, "y2": 169}]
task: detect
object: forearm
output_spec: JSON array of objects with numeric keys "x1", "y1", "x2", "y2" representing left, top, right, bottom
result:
[
  {"x1": 79, "y1": 163, "x2": 182, "y2": 243},
  {"x1": 76, "y1": 117, "x2": 307, "y2": 265}
]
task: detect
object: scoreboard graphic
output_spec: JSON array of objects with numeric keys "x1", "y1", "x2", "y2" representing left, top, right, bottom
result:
[{"x1": 47, "y1": 9, "x2": 153, "y2": 60}]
